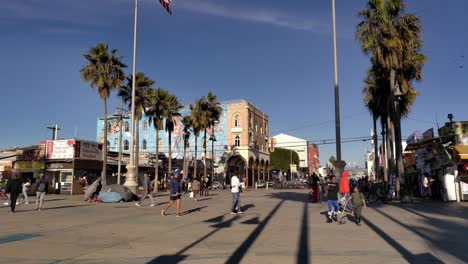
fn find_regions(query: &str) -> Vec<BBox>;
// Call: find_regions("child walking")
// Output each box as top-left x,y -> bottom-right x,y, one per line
348,186 -> 367,226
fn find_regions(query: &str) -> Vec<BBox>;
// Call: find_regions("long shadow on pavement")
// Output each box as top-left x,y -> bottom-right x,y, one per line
362,216 -> 443,263
297,196 -> 309,264
40,204 -> 91,211
147,214 -> 241,263
374,206 -> 466,263
181,206 -> 207,216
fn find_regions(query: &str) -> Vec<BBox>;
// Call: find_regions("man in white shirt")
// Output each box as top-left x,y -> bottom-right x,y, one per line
230,170 -> 244,214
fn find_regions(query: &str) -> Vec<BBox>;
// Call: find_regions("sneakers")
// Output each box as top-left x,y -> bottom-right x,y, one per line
230,211 -> 236,215
176,214 -> 182,218
150,204 -> 155,207
237,211 -> 245,214
161,209 -> 166,216
25,202 -> 29,205
135,203 -> 141,207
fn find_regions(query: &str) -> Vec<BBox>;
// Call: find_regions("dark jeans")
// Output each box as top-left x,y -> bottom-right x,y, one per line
353,205 -> 363,218
10,193 -> 19,212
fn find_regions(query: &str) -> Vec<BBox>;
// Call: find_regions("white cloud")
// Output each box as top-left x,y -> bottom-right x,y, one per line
175,0 -> 326,33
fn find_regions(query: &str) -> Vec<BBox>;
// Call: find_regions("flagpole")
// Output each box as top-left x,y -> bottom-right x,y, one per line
124,0 -> 139,194
332,0 -> 345,180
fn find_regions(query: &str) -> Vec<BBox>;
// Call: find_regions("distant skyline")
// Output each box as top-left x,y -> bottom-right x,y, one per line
1,0 -> 468,167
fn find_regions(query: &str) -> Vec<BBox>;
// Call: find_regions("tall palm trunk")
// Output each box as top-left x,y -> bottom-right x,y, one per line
154,129 -> 160,193
203,129 -> 207,183
386,115 -> 395,192
168,130 -> 172,177
102,98 -> 108,186
183,137 -> 188,181
373,113 -> 379,181
381,117 -> 388,183
194,136 -> 198,179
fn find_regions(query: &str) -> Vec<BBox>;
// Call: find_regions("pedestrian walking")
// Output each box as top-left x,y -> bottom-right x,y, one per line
135,173 -> 155,207
21,179 -> 31,204
325,175 -> 339,223
6,172 -> 22,213
230,170 -> 244,214
339,171 -> 352,212
348,186 -> 367,226
191,178 -> 200,201
35,174 -> 49,211
161,172 -> 182,217
311,173 -> 320,203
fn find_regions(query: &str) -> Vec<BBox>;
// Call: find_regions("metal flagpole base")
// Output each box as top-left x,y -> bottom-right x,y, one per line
333,160 -> 346,182
124,164 -> 138,194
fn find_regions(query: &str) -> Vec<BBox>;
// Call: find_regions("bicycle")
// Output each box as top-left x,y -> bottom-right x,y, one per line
365,182 -> 393,204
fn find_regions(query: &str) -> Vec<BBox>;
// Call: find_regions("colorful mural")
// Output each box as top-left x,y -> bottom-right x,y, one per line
97,104 -> 229,163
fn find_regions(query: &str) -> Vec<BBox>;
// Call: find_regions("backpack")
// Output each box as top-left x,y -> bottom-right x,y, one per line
38,181 -> 46,192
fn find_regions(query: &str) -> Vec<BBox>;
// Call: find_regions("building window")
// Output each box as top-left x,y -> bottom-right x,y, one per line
235,135 -> 240,147
234,114 -> 240,127
124,121 -> 130,132
142,121 -> 148,132
107,123 -> 111,134
124,140 -> 129,150
142,139 -> 147,150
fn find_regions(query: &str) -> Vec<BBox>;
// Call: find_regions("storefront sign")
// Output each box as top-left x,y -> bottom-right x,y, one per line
46,162 -> 73,170
20,147 -> 46,161
75,140 -> 102,160
14,161 -> 45,170
46,140 -> 75,159
454,122 -> 468,146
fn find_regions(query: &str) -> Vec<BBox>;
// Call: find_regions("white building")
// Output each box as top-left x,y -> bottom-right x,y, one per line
272,133 -> 309,173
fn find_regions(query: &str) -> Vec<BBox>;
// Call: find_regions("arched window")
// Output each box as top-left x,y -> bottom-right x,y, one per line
142,139 -> 147,150
142,121 -> 148,132
124,140 -> 129,150
234,114 -> 240,127
235,135 -> 240,147
124,121 -> 130,132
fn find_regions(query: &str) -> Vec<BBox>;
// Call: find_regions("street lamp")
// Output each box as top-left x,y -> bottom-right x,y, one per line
393,81 -> 410,202
124,0 -> 139,194
113,104 -> 129,185
331,0 -> 346,180
209,134 -> 217,181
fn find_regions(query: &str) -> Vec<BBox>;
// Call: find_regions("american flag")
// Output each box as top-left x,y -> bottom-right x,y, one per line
159,0 -> 172,15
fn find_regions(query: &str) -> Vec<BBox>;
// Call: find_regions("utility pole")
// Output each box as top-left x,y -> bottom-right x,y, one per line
331,0 -> 346,180
47,124 -> 60,140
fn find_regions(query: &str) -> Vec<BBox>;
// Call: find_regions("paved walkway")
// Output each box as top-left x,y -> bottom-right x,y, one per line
0,189 -> 467,264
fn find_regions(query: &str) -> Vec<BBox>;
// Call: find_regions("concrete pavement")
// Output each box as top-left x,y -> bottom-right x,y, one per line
0,189 -> 467,264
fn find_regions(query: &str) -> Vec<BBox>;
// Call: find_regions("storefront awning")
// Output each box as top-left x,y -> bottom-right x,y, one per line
454,145 -> 468,160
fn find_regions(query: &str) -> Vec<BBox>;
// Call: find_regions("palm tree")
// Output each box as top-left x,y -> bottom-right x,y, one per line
205,92 -> 222,180
164,94 -> 183,177
146,88 -> 170,192
189,101 -> 203,181
80,42 -> 126,186
181,115 -> 193,181
118,72 -> 154,181
356,0 -> 425,196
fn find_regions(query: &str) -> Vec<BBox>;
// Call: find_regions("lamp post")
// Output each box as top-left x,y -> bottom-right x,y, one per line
331,0 -> 346,180
124,0 -> 139,194
210,134 -> 217,182
393,81 -> 410,202
113,103 -> 128,185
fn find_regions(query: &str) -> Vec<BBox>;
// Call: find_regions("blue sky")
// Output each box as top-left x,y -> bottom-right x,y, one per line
1,0 -> 467,167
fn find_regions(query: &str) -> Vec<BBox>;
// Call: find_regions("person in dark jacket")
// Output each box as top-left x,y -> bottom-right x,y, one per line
161,173 -> 181,217
135,173 -> 155,207
6,172 -> 23,213
35,174 -> 49,211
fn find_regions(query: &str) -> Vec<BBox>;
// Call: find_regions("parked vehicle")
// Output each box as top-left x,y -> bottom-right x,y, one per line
257,180 -> 266,188
211,181 -> 223,190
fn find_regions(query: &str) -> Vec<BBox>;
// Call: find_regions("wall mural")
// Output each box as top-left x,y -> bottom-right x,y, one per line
97,104 -> 229,166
